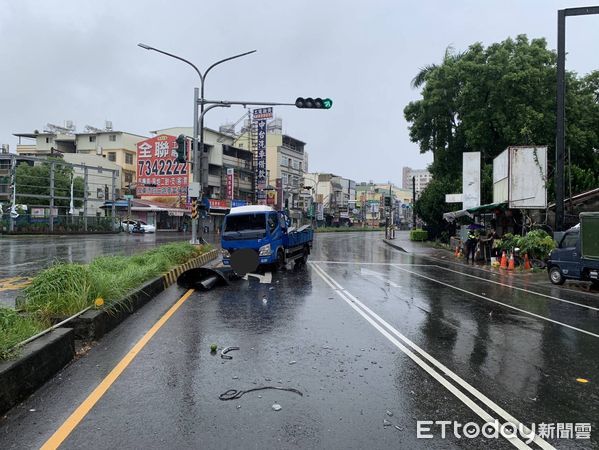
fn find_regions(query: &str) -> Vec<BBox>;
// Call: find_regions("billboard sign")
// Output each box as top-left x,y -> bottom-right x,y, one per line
136,134 -> 189,196
253,107 -> 273,120
226,168 -> 234,200
462,152 -> 481,209
493,149 -> 509,204
509,146 -> 547,209
316,203 -> 324,220
256,119 -> 267,204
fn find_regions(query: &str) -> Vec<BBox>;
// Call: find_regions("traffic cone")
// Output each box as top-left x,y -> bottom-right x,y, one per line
524,253 -> 531,270
500,251 -> 507,269
508,252 -> 515,271
455,246 -> 459,257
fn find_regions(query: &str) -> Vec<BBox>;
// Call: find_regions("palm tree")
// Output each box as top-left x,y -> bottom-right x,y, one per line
411,45 -> 466,89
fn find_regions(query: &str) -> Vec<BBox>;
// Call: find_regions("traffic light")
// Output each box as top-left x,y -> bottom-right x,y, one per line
295,97 -> 333,109
176,134 -> 186,163
384,196 -> 391,207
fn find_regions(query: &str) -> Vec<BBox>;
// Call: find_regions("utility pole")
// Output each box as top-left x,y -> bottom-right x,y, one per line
83,167 -> 88,231
49,162 -> 55,233
556,6 -> 599,231
412,176 -> 417,230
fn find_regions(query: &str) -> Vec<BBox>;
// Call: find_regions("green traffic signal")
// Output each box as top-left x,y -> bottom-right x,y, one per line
295,97 -> 333,109
175,134 -> 186,163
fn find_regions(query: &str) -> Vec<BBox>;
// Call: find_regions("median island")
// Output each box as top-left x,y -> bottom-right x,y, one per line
1,242 -> 212,360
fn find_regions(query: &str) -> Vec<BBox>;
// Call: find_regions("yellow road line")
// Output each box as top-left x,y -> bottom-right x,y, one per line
40,288 -> 196,450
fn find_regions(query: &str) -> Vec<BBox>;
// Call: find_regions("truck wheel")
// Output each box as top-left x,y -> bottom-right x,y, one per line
549,266 -> 566,285
295,247 -> 309,268
275,249 -> 285,271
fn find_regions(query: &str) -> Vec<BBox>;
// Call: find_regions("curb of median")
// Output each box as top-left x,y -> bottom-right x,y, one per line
0,248 -> 218,416
0,328 -> 74,416
383,239 -> 408,252
64,248 -> 219,341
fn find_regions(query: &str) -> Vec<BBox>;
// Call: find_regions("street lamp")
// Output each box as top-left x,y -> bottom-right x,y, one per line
138,43 -> 256,244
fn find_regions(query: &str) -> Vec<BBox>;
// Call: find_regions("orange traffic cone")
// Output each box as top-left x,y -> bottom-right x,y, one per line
500,251 -> 507,269
524,253 -> 531,270
455,246 -> 459,257
508,252 -> 515,271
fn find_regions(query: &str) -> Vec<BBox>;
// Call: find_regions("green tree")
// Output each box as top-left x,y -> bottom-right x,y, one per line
405,35 -> 599,233
15,160 -> 85,209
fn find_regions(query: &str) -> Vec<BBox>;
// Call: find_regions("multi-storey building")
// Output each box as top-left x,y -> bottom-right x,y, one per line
150,127 -> 255,231
234,119 -> 307,223
402,166 -> 432,197
13,124 -> 146,194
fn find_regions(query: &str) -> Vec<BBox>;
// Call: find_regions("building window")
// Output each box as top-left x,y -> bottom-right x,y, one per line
45,137 -> 50,143
108,152 -> 116,162
124,172 -> 133,183
288,158 -> 292,167
109,134 -> 116,142
89,136 -> 96,142
282,173 -> 288,185
125,153 -> 133,165
299,162 -> 302,172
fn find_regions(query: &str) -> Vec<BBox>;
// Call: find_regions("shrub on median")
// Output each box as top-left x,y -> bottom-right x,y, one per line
22,243 -> 211,320
410,228 -> 428,241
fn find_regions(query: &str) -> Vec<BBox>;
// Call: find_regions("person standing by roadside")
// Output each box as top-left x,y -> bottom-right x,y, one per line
465,229 -> 478,264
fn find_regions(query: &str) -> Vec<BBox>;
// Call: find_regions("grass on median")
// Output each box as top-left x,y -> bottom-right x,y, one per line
0,307 -> 48,360
22,242 -> 212,320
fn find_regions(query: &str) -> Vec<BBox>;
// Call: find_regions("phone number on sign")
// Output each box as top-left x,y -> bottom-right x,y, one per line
137,159 -> 188,177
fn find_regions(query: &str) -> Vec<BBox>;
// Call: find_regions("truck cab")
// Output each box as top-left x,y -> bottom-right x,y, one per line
548,213 -> 599,286
221,205 -> 313,270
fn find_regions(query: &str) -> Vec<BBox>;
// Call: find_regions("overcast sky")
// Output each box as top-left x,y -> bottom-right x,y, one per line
1,0 -> 598,186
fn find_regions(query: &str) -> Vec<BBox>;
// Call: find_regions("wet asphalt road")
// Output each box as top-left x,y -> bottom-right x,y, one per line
1,232 -> 599,449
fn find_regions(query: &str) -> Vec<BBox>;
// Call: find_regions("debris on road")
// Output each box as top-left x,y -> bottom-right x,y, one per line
219,386 -> 303,401
221,346 -> 240,359
386,410 -> 393,417
272,403 -> 282,411
289,360 -> 297,365
210,344 -> 218,353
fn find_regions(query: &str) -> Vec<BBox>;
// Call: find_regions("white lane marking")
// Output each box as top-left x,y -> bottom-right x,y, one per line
310,260 -> 430,266
310,263 -> 548,450
360,268 -> 400,287
428,264 -> 599,312
312,260 -> 599,313
391,264 -> 599,339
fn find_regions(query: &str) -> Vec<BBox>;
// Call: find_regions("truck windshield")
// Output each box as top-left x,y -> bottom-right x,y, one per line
223,213 -> 266,240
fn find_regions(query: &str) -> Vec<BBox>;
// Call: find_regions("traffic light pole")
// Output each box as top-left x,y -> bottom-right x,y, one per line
555,6 -> 599,231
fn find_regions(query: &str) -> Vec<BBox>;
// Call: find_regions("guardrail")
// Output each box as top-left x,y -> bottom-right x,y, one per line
0,213 -> 120,234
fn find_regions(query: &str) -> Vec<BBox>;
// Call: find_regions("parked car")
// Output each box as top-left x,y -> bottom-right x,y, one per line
120,220 -> 156,233
547,213 -> 599,286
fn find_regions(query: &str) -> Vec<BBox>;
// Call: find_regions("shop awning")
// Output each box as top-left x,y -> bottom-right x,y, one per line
443,202 -> 508,222
442,209 -> 473,222
466,202 -> 508,214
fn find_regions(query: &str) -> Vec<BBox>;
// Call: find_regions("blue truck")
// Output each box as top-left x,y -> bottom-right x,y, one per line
547,212 -> 599,286
221,205 -> 313,270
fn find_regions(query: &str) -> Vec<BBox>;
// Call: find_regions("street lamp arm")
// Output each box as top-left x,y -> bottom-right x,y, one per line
202,50 -> 257,98
137,43 -> 203,82
203,50 -> 257,83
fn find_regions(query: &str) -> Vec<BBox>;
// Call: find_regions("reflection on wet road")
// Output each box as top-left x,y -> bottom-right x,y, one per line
1,232 -> 597,449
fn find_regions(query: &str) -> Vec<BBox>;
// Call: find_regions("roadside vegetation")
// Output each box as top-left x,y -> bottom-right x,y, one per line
23,243 -> 211,319
0,307 -> 47,360
1,243 -> 211,361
